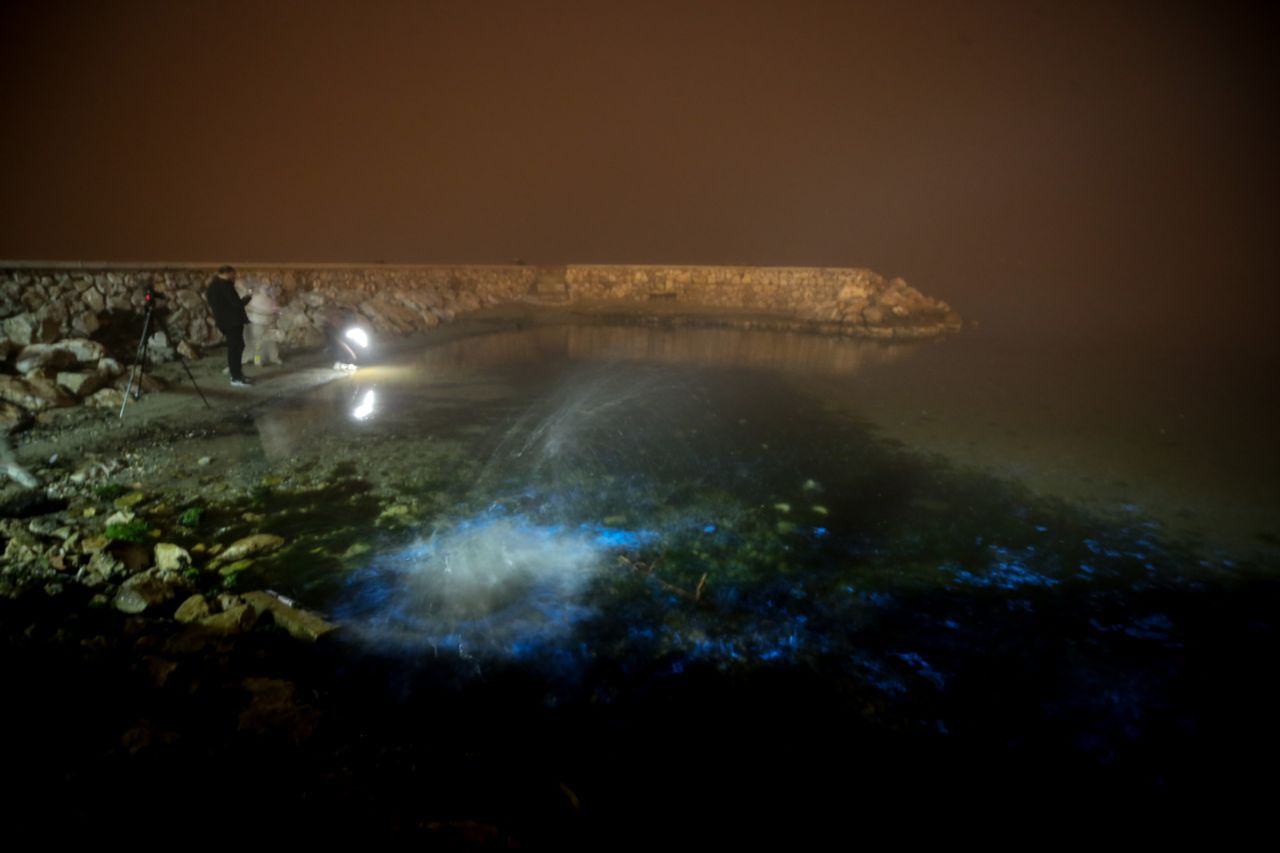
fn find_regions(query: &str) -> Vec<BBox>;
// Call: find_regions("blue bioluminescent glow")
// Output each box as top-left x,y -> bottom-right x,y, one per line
335,510 -> 658,665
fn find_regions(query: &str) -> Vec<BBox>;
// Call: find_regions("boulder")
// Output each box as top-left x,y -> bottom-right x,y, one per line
56,371 -> 110,397
0,375 -> 77,410
112,569 -> 192,614
14,345 -> 78,374
2,313 -> 49,346
200,602 -> 260,634
175,594 -> 211,623
72,339 -> 109,361
86,388 -> 125,409
213,533 -> 285,566
154,542 -> 192,572
77,549 -> 128,586
241,590 -> 337,642
2,525 -> 43,564
1,400 -> 32,434
70,310 -> 101,336
145,331 -> 175,362
361,297 -> 424,334
82,287 -> 106,313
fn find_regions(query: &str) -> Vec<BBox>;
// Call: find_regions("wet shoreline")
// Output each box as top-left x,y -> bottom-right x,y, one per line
3,308 -> 1277,843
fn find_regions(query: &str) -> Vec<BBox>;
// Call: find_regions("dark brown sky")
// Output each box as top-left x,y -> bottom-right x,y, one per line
2,0 -> 1277,335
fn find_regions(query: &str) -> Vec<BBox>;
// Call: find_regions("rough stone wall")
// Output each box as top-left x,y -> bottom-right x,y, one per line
0,264 -> 535,354
0,262 -> 959,431
564,264 -> 959,332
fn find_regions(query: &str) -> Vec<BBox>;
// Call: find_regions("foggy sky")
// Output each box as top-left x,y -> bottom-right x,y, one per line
2,1 -> 1277,336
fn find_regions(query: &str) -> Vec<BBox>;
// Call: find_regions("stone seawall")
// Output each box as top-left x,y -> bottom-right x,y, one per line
0,262 -> 960,431
563,264 -> 959,334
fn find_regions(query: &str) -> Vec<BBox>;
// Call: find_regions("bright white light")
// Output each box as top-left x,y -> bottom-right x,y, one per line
345,327 -> 370,348
352,389 -> 376,420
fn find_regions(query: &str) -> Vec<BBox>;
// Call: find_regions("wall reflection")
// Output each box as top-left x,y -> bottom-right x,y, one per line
430,324 -> 919,376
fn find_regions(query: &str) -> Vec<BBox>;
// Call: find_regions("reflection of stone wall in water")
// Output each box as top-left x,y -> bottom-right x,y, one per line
432,325 -> 915,376
562,326 -> 915,375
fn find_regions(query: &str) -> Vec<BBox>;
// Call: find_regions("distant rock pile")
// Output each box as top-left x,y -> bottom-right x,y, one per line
563,264 -> 962,338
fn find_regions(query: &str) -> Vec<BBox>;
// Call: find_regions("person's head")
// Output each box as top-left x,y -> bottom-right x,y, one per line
217,265 -> 236,280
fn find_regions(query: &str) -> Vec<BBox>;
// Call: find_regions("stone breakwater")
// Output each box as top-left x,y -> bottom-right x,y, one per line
562,264 -> 960,336
0,262 -> 960,430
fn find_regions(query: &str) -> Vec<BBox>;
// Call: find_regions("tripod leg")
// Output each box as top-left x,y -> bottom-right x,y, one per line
178,353 -> 212,409
119,305 -> 153,418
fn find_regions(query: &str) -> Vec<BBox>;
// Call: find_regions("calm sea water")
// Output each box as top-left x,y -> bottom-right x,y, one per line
225,320 -> 1278,823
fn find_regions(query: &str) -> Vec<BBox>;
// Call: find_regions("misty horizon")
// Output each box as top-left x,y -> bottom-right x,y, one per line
2,1 -> 1277,339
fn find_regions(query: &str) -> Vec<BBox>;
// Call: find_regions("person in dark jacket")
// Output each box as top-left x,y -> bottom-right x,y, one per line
204,265 -> 254,386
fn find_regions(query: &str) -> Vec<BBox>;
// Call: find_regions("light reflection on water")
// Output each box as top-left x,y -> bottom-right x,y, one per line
227,320 -> 1279,812
283,324 -> 1253,742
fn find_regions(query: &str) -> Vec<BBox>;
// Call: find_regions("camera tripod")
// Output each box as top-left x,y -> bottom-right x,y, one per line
119,289 -> 210,417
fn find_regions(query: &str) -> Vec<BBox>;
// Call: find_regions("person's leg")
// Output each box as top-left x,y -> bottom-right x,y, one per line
266,325 -> 281,364
243,323 -> 256,364
225,325 -> 247,380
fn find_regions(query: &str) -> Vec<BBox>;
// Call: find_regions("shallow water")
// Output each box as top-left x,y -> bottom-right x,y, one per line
199,321 -> 1279,821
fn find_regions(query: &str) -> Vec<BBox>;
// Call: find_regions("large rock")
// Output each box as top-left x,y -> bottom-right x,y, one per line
1,400 -> 32,434
361,297 -> 427,334
154,542 -> 192,572
200,602 -> 261,634
62,338 -> 109,362
3,313 -> 59,346
82,287 -> 106,313
70,310 -> 101,336
174,593 -> 211,623
56,371 -> 111,398
86,387 -> 126,409
14,345 -> 78,374
112,569 -> 192,614
77,549 -> 128,587
145,331 -> 175,362
241,590 -> 337,642
213,533 -> 285,566
0,375 -> 77,411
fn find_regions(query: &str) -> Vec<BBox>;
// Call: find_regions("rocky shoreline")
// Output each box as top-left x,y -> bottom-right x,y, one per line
0,341 -> 545,843
0,286 -> 964,844
1,262 -> 960,432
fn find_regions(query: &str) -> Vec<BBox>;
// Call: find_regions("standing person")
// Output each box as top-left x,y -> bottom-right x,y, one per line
244,282 -> 282,367
204,265 -> 254,387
